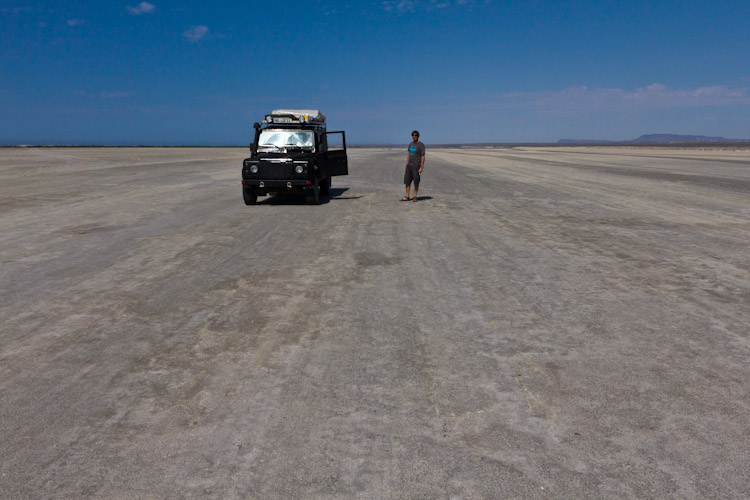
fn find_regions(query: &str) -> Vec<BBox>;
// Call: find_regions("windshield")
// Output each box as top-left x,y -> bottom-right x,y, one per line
258,130 -> 314,149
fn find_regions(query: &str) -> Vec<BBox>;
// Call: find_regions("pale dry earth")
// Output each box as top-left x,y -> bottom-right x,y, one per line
1,146 -> 749,499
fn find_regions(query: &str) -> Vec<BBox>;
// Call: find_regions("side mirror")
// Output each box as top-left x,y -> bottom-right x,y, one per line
253,122 -> 261,130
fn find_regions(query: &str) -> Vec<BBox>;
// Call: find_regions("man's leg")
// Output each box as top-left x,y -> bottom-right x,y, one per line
412,184 -> 419,201
402,168 -> 413,200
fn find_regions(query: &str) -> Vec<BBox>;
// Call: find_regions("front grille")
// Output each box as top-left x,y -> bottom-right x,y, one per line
258,163 -> 296,180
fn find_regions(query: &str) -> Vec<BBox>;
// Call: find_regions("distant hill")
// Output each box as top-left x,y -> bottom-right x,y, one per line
558,134 -> 741,144
633,134 -> 729,143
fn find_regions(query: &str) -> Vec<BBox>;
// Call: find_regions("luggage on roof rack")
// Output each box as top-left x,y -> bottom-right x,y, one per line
268,109 -> 326,124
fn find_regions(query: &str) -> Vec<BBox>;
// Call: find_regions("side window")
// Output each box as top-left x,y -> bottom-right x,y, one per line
326,131 -> 346,152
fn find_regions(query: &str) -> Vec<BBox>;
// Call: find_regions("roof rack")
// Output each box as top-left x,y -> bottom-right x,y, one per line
264,109 -> 326,125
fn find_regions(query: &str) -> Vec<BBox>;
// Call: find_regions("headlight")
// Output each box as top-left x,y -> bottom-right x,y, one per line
265,115 -> 273,123
295,165 -> 304,174
250,165 -> 259,173
299,116 -> 306,123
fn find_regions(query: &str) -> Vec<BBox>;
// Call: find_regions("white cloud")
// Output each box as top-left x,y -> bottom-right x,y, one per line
66,19 -> 84,27
503,84 -> 750,111
382,1 -> 416,12
183,25 -> 209,42
126,2 -> 155,15
2,6 -> 33,14
100,91 -> 133,99
384,0 -> 483,12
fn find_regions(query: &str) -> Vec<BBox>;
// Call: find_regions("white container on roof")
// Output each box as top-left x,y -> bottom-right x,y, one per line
270,109 -> 326,124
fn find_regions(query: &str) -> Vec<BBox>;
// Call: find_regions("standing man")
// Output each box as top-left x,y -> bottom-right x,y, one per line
402,130 -> 425,202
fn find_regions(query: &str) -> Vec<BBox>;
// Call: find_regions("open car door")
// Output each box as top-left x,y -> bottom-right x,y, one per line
324,130 -> 348,177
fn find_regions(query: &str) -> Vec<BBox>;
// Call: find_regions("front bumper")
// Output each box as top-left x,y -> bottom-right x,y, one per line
243,179 -> 311,188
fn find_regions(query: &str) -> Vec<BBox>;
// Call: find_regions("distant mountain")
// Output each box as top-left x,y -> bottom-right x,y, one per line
632,134 -> 729,143
558,134 -> 740,144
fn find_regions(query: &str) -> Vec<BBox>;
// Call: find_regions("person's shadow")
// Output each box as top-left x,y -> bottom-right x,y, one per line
412,196 -> 433,202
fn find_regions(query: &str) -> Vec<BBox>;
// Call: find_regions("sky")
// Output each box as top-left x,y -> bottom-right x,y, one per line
1,0 -> 749,145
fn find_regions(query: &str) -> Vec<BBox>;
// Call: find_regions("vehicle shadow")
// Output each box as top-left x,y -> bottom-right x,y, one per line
328,188 -> 361,200
257,187 -> 360,205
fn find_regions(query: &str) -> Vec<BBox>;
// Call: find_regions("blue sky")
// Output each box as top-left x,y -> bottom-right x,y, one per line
1,0 -> 748,145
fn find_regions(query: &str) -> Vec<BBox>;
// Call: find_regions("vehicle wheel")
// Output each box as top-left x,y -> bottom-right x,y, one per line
305,180 -> 320,205
243,187 -> 257,205
320,177 -> 331,196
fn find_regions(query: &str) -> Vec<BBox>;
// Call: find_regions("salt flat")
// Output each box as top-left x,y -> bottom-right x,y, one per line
1,146 -> 749,498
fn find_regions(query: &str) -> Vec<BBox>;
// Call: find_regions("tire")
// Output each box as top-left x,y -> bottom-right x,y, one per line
305,180 -> 320,205
243,187 -> 257,205
320,177 -> 331,196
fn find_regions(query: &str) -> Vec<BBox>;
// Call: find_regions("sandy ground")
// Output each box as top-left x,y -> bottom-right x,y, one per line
1,146 -> 749,499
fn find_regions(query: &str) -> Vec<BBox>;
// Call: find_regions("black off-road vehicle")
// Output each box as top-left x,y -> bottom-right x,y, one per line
241,109 -> 348,205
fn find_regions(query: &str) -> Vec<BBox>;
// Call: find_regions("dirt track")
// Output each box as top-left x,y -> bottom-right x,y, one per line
1,146 -> 749,498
